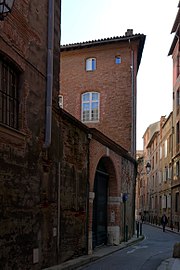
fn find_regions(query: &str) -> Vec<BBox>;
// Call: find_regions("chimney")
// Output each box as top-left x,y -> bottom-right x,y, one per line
125,29 -> 133,36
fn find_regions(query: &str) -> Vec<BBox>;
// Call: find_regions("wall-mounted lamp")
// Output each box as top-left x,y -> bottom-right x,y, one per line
0,0 -> 15,21
145,162 -> 151,174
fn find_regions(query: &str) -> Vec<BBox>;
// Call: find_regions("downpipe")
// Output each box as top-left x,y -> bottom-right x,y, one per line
44,0 -> 54,148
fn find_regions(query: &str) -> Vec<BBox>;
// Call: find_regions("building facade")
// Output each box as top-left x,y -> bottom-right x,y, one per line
0,1 -> 90,268
0,2 -> 145,269
60,30 -> 146,157
136,115 -> 173,225
60,31 -> 146,252
136,1 -> 180,230
168,0 -> 180,230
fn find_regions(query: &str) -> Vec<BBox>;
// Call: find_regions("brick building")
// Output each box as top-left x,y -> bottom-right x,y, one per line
0,1 -> 90,268
60,31 -> 146,252
60,30 -> 146,157
0,2 -> 145,269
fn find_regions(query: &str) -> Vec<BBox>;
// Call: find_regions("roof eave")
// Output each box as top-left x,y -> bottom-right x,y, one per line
60,34 -> 145,51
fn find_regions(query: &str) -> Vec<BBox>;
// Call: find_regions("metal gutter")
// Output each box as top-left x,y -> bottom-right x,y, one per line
44,0 -> 54,148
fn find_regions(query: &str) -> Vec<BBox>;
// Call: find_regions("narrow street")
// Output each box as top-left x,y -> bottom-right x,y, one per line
77,224 -> 180,270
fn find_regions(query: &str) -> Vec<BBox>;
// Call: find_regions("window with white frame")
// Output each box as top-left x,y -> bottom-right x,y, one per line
168,165 -> 172,180
86,58 -> 96,71
167,194 -> 171,208
164,139 -> 167,157
162,195 -> 167,209
81,92 -> 100,122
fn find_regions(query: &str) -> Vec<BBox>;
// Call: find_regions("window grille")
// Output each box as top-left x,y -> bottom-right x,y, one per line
0,56 -> 19,129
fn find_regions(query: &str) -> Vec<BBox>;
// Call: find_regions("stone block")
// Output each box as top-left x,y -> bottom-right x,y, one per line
173,242 -> 180,258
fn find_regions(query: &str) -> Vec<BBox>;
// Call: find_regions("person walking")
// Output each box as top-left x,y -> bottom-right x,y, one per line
161,213 -> 168,232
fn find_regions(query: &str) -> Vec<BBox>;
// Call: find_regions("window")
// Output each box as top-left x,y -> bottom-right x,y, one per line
164,139 -> 167,157
156,151 -> 158,164
168,166 -> 172,180
169,134 -> 172,154
81,92 -> 99,122
176,161 -> 180,177
164,166 -> 168,181
0,55 -> 19,129
152,156 -> 154,169
167,194 -> 171,208
86,58 -> 96,71
177,89 -> 180,115
176,54 -> 180,79
162,195 -> 167,209
115,56 -> 121,64
175,192 -> 179,212
177,121 -> 180,148
159,171 -> 162,184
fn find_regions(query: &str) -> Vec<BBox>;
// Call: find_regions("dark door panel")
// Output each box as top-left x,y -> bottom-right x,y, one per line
92,170 -> 108,248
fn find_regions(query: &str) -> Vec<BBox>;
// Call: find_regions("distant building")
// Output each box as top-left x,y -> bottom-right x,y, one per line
136,1 -> 180,230
168,0 -> 180,229
136,115 -> 173,225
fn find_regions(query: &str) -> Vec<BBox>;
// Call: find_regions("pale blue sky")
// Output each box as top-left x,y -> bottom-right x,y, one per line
61,0 -> 178,150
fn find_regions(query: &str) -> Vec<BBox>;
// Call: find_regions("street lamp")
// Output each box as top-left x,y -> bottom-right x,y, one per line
145,162 -> 151,174
0,0 -> 15,20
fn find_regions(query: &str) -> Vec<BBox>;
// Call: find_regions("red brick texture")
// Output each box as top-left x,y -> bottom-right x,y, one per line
60,41 -> 140,153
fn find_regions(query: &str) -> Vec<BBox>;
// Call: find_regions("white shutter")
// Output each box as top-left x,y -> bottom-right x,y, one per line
58,95 -> 63,108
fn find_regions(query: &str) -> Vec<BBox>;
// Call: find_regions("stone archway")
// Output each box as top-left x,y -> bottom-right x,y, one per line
92,156 -> 117,249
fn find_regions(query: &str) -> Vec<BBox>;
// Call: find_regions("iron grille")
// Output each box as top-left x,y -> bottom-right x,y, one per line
0,56 -> 19,129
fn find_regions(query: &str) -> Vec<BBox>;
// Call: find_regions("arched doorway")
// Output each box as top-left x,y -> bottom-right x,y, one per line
92,158 -> 109,248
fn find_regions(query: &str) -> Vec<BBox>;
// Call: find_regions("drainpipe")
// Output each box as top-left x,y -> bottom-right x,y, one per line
129,40 -> 136,234
57,161 -> 61,262
132,49 -> 136,157
44,0 -> 54,148
129,39 -> 135,157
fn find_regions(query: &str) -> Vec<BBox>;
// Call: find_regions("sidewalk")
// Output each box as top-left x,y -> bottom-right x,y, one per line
43,234 -> 144,270
157,258 -> 180,270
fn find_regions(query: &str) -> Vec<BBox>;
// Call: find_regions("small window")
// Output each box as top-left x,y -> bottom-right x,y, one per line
81,92 -> 99,122
115,56 -> 121,64
86,58 -> 96,71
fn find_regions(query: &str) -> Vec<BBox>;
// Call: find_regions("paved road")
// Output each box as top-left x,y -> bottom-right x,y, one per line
77,224 -> 180,270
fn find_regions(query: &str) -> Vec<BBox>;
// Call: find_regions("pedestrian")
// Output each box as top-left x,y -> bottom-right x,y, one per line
161,213 -> 168,232
141,215 -> 144,223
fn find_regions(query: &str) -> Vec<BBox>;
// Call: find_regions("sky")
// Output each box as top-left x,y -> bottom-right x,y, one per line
61,0 -> 178,150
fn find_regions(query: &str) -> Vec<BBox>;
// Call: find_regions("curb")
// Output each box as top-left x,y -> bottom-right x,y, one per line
43,235 -> 144,270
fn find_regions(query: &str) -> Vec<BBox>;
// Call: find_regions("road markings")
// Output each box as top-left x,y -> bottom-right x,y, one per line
127,245 -> 148,254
